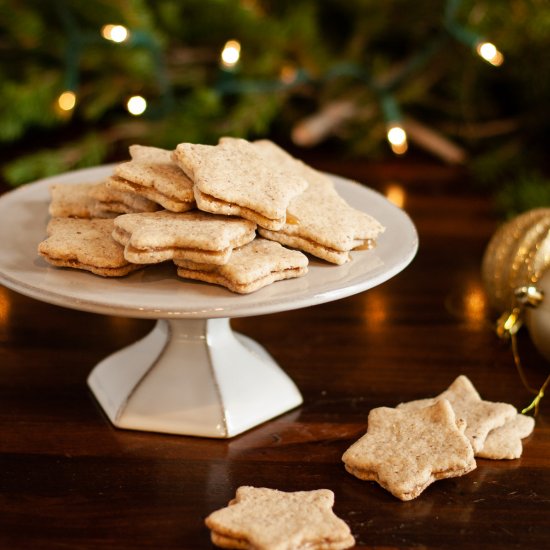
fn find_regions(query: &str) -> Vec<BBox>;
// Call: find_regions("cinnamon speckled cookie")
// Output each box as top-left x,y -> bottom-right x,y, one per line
128,144 -> 174,164
38,218 -> 141,277
253,140 -> 385,264
477,413 -> 535,460
205,486 -> 355,550
87,180 -> 160,217
397,375 -> 517,454
173,137 -> 308,230
48,182 -> 104,218
342,399 -> 476,501
112,210 -> 257,265
175,238 -> 308,294
111,145 -> 195,212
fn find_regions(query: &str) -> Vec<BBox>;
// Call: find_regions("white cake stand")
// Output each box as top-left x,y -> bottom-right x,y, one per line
0,165 -> 418,438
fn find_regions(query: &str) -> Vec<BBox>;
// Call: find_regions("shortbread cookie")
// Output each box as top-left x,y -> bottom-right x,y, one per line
48,182 -> 104,218
255,140 -> 385,264
173,137 -> 308,230
112,210 -> 257,265
205,486 -> 355,550
38,218 -> 141,277
87,180 -> 159,217
175,238 -> 308,294
477,413 -> 535,460
128,144 -> 174,164
111,146 -> 195,212
342,399 -> 476,501
106,175 -> 192,213
397,375 -> 517,454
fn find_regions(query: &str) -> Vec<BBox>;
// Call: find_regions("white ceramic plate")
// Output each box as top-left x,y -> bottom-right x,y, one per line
0,164 -> 418,319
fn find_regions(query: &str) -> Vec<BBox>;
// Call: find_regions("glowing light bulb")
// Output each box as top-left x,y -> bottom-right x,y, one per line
220,40 -> 241,68
126,95 -> 147,116
57,90 -> 76,111
476,41 -> 504,66
101,24 -> 130,43
387,125 -> 408,155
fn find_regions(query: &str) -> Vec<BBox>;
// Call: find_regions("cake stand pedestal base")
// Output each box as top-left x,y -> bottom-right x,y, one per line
87,318 -> 303,438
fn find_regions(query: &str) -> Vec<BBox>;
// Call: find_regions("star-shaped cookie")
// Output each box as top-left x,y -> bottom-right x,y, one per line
175,238 -> 308,294
111,145 -> 195,212
205,486 -> 355,550
173,138 -> 308,230
342,399 -> 476,501
112,210 -> 257,265
254,139 -> 385,264
48,182 -> 103,219
38,218 -> 141,277
477,413 -> 535,460
87,180 -> 160,217
397,375 -> 517,453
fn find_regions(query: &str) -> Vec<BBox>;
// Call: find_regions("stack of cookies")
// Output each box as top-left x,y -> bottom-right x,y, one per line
342,375 -> 535,501
38,138 -> 385,294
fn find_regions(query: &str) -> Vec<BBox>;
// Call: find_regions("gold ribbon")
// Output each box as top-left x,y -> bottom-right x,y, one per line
497,286 -> 549,415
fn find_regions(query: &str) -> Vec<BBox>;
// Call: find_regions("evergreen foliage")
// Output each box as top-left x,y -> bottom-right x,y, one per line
1,0 -> 548,212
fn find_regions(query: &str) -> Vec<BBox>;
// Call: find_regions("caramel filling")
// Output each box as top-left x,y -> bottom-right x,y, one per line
127,243 -> 228,258
353,238 -> 376,251
285,212 -> 300,225
197,191 -> 282,225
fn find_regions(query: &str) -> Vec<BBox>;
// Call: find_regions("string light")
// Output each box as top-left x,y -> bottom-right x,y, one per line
476,41 -> 504,66
386,124 -> 408,155
444,13 -> 504,68
380,95 -> 408,155
101,24 -> 130,43
220,40 -> 241,68
57,90 -> 77,111
126,95 -> 147,115
53,0 -> 503,162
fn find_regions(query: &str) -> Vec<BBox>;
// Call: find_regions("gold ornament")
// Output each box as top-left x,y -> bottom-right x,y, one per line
482,208 -> 550,312
481,208 -> 550,414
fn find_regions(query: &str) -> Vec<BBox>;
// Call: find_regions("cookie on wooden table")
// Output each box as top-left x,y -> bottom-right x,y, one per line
172,137 -> 308,231
175,238 -> 308,294
397,375 -> 517,454
342,399 -> 476,501
38,218 -> 141,277
112,210 -> 257,265
205,486 -> 355,550
477,413 -> 535,460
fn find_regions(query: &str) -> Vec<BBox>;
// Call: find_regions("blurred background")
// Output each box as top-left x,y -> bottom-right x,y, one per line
1,0 -> 548,215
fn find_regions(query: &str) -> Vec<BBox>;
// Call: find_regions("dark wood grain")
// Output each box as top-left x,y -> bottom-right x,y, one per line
0,158 -> 548,549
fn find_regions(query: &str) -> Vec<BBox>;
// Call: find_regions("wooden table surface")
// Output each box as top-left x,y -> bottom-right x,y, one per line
0,156 -> 548,549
